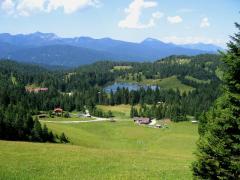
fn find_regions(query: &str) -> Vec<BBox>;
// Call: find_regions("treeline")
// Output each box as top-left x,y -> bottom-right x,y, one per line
130,104 -> 187,122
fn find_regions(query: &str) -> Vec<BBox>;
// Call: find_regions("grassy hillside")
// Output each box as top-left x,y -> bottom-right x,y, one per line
185,75 -> 210,84
158,76 -> 194,93
117,75 -> 194,93
112,65 -> 132,71
97,104 -> 138,119
0,121 -> 198,180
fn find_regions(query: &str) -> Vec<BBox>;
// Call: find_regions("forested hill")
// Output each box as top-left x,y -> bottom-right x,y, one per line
0,54 -> 222,141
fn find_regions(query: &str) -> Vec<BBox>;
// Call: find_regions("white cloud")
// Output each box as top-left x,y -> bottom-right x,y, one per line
47,0 -> 100,14
0,0 -> 100,16
16,0 -> 46,16
1,0 -> 15,15
200,17 -> 210,28
118,0 -> 162,29
167,15 -> 183,24
162,36 -> 225,46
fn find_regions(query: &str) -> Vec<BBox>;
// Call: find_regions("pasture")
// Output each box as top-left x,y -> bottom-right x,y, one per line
117,74 -> 194,94
0,118 -> 198,179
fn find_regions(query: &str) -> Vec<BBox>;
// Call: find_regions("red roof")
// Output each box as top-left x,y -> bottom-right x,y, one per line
54,108 -> 63,112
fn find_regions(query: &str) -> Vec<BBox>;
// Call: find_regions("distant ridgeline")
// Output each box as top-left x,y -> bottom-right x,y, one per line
0,32 -> 222,67
0,54 -> 222,141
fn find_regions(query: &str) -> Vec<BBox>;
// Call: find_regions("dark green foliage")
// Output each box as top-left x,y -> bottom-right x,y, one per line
130,106 -> 138,118
107,110 -> 113,118
32,118 -> 43,142
63,112 -> 70,118
192,23 -> 240,179
59,133 -> 69,143
89,107 -> 114,118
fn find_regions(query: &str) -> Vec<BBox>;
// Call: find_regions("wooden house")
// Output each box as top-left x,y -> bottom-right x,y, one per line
54,108 -> 63,114
133,117 -> 151,125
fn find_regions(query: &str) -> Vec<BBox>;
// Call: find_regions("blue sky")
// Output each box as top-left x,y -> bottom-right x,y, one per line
0,0 -> 239,47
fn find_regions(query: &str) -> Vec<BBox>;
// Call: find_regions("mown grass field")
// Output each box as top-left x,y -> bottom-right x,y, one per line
0,104 -> 198,180
97,104 -> 140,119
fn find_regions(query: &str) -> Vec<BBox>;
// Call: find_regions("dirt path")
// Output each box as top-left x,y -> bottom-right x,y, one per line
40,117 -> 113,124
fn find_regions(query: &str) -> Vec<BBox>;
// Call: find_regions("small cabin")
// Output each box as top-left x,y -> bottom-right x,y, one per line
54,108 -> 63,114
26,87 -> 48,93
133,117 -> 151,125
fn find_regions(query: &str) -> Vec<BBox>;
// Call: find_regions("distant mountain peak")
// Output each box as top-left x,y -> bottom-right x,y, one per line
30,32 -> 59,40
0,32 -> 220,67
143,38 -> 160,42
180,43 -> 223,52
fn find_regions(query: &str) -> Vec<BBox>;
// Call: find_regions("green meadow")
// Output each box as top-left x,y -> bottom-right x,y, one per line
157,76 -> 194,93
185,75 -> 210,84
0,114 -> 198,180
117,74 -> 194,94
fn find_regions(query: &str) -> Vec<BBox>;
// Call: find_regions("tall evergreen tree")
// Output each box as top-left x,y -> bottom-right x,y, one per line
192,23 -> 240,179
31,117 -> 43,142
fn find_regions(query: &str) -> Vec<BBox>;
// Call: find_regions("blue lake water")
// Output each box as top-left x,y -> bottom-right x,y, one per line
104,82 -> 158,93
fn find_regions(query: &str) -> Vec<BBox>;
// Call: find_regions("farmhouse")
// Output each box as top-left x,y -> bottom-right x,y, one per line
26,87 -> 48,93
133,117 -> 151,125
54,108 -> 63,114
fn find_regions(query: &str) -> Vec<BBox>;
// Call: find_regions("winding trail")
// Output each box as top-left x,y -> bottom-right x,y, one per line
40,117 -> 113,124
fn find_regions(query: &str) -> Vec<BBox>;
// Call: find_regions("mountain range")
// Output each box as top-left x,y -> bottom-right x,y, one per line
0,32 -> 223,67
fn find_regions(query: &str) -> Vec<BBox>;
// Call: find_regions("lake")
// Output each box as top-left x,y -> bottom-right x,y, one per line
104,82 -> 158,93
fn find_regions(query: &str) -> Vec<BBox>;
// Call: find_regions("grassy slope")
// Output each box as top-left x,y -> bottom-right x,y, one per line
0,120 -> 198,180
157,76 -> 194,93
97,104 -> 139,120
117,75 -> 194,94
185,75 -> 210,84
113,66 -> 132,70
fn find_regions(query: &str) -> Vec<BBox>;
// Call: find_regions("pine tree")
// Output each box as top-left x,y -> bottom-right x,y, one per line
59,133 -> 69,143
42,124 -> 49,142
130,106 -> 134,118
48,131 -> 55,142
107,110 -> 113,118
31,117 -> 43,142
192,23 -> 240,179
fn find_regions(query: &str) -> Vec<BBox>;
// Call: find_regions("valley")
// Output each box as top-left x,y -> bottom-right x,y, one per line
0,1 -> 238,179
0,54 -> 221,179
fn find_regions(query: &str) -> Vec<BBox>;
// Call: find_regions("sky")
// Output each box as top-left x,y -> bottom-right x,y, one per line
0,0 -> 239,47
